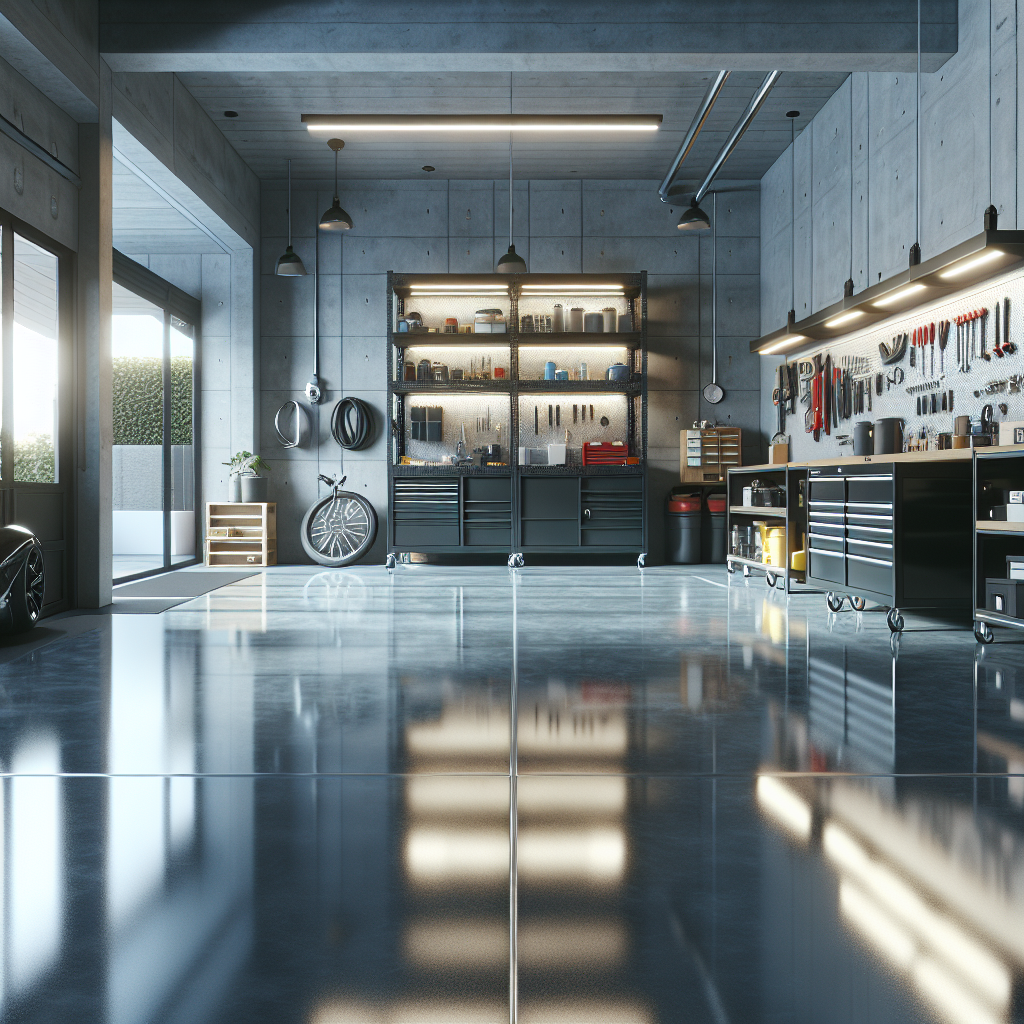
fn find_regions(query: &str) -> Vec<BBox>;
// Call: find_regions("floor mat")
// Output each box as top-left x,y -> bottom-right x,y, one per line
113,571 -> 256,598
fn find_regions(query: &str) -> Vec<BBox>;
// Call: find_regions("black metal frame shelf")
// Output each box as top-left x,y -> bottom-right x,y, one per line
386,272 -> 648,563
973,446 -> 1024,643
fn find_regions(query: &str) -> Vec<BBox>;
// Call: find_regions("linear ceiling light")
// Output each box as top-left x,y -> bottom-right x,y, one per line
939,249 -> 1003,279
824,310 -> 865,328
302,114 -> 661,133
760,335 -> 806,355
521,284 -> 623,291
872,284 -> 926,309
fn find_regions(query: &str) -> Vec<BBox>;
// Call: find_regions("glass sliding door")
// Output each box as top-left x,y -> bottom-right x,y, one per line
111,255 -> 200,583
0,216 -> 72,615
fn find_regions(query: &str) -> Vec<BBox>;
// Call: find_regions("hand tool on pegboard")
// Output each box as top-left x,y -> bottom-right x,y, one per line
1005,297 -> 1016,355
910,327 -> 917,370
824,353 -> 833,436
930,322 -> 935,376
938,319 -> 949,373
980,308 -> 990,361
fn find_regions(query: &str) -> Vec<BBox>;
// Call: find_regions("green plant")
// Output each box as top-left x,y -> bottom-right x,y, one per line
112,356 -> 193,445
223,451 -> 271,477
14,433 -> 55,483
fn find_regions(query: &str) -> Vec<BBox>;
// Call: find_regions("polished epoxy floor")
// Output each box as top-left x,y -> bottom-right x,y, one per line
1,565 -> 1022,1024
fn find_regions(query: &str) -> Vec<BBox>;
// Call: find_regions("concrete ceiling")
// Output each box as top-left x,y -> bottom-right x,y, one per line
113,157 -> 227,254
177,70 -> 849,182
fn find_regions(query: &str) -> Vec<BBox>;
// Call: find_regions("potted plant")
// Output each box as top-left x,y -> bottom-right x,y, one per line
223,451 -> 271,502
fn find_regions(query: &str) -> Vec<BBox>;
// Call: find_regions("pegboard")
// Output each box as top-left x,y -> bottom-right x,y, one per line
517,393 -> 629,451
782,262 -> 1024,460
403,392 -> 510,462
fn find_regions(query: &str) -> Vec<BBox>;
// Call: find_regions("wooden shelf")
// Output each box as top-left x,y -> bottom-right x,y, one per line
729,506 -> 786,517
976,520 -> 1024,534
206,502 -> 276,567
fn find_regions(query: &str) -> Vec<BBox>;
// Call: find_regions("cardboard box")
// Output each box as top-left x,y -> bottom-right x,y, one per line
770,443 -> 789,464
996,420 -> 1024,445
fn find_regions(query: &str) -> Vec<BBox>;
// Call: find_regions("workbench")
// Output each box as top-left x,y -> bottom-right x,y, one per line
729,450 -> 975,631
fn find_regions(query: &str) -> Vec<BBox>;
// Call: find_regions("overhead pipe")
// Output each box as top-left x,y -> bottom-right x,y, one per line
692,70 -> 781,207
658,70 -> 730,202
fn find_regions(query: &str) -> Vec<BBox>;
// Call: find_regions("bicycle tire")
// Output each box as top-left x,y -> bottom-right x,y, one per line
300,489 -> 378,566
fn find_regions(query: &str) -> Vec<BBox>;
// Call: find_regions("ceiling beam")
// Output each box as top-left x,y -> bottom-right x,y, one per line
100,0 -> 957,74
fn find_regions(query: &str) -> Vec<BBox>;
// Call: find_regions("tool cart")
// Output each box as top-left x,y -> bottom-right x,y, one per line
726,465 -> 815,594
803,452 -> 974,630
972,445 -> 1024,643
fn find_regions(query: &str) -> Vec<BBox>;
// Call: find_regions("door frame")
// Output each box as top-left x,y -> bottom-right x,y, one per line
111,250 -> 202,583
0,210 -> 75,615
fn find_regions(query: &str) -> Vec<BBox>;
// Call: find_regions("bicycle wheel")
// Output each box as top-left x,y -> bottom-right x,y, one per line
300,490 -> 378,567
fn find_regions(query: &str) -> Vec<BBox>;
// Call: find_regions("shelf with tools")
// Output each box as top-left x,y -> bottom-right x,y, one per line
973,446 -> 1024,642
386,272 -> 647,561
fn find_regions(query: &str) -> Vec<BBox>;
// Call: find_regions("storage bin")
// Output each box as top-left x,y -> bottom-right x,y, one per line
986,578 -> 1024,617
666,510 -> 701,564
709,512 -> 727,563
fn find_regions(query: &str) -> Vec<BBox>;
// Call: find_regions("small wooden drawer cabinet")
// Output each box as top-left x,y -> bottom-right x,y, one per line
205,502 -> 277,567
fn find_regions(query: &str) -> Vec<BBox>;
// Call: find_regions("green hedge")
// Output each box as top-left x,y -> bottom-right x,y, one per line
14,433 -> 55,483
112,356 -> 193,445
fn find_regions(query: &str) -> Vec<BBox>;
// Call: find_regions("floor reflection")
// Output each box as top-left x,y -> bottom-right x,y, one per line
0,566 -> 1020,1022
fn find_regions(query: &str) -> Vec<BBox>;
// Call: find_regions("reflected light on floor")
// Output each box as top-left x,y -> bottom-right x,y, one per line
310,998 -> 651,1024
824,823 -> 1011,1011
405,776 -> 509,817
755,775 -> 812,842
404,826 -> 626,886
405,776 -> 628,819
402,917 -> 627,972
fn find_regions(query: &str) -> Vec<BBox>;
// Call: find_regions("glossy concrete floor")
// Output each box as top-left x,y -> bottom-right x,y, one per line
0,565 -> 1022,1024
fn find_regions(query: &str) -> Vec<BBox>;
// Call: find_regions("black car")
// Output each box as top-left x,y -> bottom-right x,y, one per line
0,526 -> 44,633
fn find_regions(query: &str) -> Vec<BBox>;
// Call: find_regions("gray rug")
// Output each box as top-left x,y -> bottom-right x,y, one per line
113,571 -> 256,598
112,570 -> 257,613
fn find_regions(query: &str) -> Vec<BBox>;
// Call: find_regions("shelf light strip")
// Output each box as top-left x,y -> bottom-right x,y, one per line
939,249 -> 1003,279
824,310 -> 865,329
872,283 -> 926,309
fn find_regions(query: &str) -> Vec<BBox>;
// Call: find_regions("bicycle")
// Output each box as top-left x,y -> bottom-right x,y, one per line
300,475 -> 378,567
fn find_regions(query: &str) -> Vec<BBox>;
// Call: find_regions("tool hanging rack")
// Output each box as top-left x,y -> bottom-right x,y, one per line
772,262 -> 1024,461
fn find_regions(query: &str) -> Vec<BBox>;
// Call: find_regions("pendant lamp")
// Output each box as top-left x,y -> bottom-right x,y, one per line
319,138 -> 353,231
677,199 -> 711,232
275,159 -> 307,275
497,131 -> 527,272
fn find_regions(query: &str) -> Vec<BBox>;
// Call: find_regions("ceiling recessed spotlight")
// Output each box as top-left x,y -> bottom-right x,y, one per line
224,110 -> 239,118
422,165 -> 435,172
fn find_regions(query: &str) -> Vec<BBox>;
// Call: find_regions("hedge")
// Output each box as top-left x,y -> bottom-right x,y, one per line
112,356 -> 193,445
14,433 -> 55,483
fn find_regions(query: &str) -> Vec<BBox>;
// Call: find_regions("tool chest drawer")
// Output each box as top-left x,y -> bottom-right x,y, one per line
846,536 -> 893,560
808,476 -> 845,502
392,478 -> 459,547
463,476 -> 511,547
846,552 -> 892,595
808,546 -> 845,584
808,531 -> 844,552
847,475 -> 893,504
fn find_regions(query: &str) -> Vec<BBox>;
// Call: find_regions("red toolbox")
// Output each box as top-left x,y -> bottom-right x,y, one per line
582,441 -> 630,466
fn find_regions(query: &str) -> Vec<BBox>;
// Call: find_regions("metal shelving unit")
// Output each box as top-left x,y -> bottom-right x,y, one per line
386,272 -> 648,565
973,446 -> 1024,643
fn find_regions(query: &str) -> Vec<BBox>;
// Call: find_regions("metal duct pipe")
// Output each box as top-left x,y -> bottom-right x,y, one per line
693,70 -> 781,206
658,70 -> 730,202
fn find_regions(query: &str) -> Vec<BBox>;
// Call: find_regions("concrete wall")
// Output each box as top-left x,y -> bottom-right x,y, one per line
760,0 -> 1023,458
260,177 -> 762,564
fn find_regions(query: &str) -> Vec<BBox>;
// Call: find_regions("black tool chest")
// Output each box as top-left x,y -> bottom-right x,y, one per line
804,457 -> 973,629
390,470 -> 643,554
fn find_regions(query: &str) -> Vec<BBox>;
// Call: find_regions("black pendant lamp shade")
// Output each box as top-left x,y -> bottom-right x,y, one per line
496,243 -> 527,273
677,199 -> 711,232
276,159 -> 308,276
319,138 -> 353,231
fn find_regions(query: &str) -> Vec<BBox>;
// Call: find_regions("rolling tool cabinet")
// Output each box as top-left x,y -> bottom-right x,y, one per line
803,453 -> 973,630
386,272 -> 648,565
726,465 -> 815,594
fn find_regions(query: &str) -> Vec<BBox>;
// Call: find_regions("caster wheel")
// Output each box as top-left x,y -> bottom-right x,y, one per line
826,592 -> 844,613
727,562 -> 736,574
385,553 -> 397,571
850,596 -> 867,612
974,621 -> 994,644
742,565 -> 751,578
637,553 -> 647,569
766,573 -> 777,588
508,553 -> 525,569
886,607 -> 905,633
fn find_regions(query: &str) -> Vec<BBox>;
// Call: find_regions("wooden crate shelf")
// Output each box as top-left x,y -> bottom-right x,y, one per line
205,502 -> 277,567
